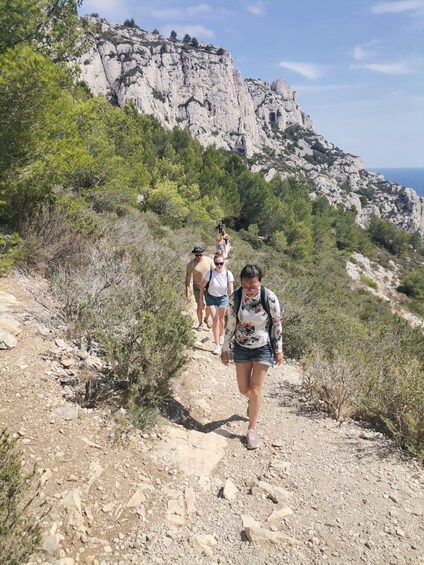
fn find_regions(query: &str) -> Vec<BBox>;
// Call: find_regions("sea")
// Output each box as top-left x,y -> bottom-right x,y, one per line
368,167 -> 424,197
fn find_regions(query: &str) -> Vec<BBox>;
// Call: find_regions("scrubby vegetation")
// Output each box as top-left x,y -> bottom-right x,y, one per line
0,429 -> 41,564
1,0 -> 423,457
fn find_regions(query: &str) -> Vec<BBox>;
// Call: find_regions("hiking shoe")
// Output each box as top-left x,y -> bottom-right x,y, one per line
205,318 -> 213,328
196,324 -> 204,331
246,429 -> 259,450
219,335 -> 224,345
212,345 -> 221,355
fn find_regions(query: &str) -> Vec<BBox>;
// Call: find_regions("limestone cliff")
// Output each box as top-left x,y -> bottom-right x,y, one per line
77,18 -> 424,235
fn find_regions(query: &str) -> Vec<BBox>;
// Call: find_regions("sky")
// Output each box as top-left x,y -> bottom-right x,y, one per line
78,0 -> 424,168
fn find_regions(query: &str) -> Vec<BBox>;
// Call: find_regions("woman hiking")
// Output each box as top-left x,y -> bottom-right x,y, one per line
221,264 -> 283,450
199,254 -> 234,355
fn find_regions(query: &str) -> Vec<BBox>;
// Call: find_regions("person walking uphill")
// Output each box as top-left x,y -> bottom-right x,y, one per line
185,247 -> 214,330
221,264 -> 283,450
199,254 -> 234,355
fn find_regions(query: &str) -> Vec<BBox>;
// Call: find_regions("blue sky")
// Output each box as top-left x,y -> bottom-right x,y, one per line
79,0 -> 424,168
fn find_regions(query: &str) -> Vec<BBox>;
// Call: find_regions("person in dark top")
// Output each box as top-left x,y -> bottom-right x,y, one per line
216,220 -> 224,236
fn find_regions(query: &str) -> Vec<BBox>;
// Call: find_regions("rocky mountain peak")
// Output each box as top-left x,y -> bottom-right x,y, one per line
78,17 -> 424,236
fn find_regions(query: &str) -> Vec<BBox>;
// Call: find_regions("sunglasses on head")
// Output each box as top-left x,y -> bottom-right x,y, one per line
215,262 -> 224,266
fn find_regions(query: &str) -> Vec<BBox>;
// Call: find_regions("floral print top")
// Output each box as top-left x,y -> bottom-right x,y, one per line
222,287 -> 283,353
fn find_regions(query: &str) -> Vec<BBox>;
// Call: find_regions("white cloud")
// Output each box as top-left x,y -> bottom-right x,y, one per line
371,0 -> 424,14
161,24 -> 215,39
350,61 -> 416,74
81,0 -> 128,19
278,60 -> 325,80
247,2 -> 266,16
351,40 -> 381,61
151,4 -> 212,19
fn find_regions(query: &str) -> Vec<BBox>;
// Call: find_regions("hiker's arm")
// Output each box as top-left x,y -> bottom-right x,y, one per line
269,291 -> 283,356
198,277 -> 208,304
227,280 -> 234,296
185,266 -> 192,299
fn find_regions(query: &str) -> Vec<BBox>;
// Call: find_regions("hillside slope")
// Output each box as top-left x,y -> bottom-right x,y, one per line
1,273 -> 423,564
77,17 -> 424,235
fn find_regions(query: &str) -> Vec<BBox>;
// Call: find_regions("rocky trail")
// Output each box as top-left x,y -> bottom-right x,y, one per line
0,272 -> 423,565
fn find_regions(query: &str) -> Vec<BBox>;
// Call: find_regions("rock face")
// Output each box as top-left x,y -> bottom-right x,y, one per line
78,18 -> 424,235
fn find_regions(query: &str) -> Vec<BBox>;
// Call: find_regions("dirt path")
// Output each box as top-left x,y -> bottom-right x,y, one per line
0,273 -> 423,565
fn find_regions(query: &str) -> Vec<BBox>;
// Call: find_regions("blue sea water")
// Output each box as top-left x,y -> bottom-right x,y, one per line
368,168 -> 424,197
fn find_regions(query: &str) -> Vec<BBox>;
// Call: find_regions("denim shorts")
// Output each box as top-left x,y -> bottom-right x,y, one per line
205,292 -> 229,308
233,341 -> 274,367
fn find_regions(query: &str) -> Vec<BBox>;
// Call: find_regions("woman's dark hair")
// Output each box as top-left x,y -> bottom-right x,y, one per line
240,264 -> 263,281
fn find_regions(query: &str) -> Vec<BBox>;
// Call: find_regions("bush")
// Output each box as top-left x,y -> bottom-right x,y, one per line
360,274 -> 378,290
0,232 -> 22,275
0,429 -> 41,564
398,266 -> 424,299
51,214 -> 194,414
303,348 -> 366,421
124,18 -> 137,28
363,358 -> 424,457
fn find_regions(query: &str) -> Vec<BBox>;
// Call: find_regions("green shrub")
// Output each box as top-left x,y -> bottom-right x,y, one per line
360,274 -> 378,290
362,358 -> 424,458
398,266 -> 424,299
0,233 -> 22,275
51,214 -> 194,412
0,429 -> 41,564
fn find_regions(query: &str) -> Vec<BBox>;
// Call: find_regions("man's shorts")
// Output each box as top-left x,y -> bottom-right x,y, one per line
193,284 -> 202,305
233,342 -> 274,367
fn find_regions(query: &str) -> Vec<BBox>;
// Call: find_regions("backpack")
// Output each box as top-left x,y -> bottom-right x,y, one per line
233,286 -> 274,352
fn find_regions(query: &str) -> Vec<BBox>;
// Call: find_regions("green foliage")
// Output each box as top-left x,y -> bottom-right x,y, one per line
269,230 -> 288,252
0,429 -> 41,564
398,266 -> 424,299
51,214 -> 194,410
0,45 -> 67,182
369,215 -> 410,256
363,357 -> 424,457
0,232 -> 22,275
124,18 -> 137,28
147,180 -> 189,226
0,0 -> 83,61
360,274 -> 378,290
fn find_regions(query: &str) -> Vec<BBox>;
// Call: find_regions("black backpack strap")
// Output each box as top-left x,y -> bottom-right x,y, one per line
205,269 -> 213,292
233,287 -> 242,322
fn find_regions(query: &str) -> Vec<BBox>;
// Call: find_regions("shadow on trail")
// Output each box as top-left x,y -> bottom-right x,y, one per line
163,397 -> 245,441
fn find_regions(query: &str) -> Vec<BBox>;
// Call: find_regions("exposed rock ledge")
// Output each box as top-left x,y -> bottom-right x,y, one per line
76,18 -> 424,236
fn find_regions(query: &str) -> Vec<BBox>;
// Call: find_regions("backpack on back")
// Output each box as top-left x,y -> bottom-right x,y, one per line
232,286 -> 274,352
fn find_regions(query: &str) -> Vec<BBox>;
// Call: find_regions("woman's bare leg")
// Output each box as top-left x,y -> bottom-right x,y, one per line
209,305 -> 218,345
236,362 -> 253,399
247,362 -> 269,430
217,306 -> 226,340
